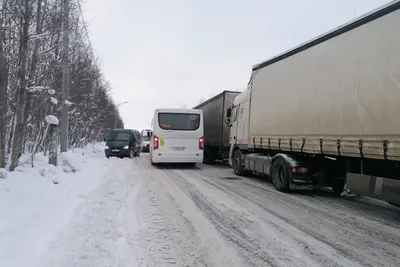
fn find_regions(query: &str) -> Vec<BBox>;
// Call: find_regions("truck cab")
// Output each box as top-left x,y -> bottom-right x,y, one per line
227,85 -> 251,166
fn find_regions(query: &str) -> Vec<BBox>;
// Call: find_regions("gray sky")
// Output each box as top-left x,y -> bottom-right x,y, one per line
83,0 -> 391,130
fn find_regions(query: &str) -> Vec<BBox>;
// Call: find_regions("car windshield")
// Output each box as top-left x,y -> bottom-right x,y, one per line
107,132 -> 130,141
158,113 -> 200,131
142,135 -> 150,141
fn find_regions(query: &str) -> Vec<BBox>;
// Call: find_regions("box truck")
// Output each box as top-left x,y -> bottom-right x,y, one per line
226,1 -> 400,206
194,90 -> 240,164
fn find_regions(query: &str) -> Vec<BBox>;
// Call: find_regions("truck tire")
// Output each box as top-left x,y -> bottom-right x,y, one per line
203,156 -> 212,164
271,158 -> 291,192
233,150 -> 245,176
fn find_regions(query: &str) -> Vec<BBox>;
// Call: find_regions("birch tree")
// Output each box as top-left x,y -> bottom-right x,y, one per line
1,0 -> 124,171
0,2 -> 8,168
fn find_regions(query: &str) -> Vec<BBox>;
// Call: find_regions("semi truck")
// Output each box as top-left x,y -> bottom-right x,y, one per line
225,0 -> 400,206
193,90 -> 240,164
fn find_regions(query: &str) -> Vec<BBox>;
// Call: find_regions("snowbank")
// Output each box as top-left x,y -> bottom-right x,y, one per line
0,168 -> 7,179
0,142 -> 107,267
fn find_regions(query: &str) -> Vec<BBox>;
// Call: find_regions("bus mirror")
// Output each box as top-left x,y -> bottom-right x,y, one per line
227,107 -> 232,118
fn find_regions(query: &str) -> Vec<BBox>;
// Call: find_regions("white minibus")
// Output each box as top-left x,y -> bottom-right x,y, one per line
148,108 -> 204,165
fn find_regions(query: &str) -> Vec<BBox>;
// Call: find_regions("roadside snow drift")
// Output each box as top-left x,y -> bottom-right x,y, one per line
0,143 -> 107,267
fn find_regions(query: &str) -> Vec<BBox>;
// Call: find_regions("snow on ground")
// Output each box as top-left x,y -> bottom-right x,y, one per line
0,143 -> 107,267
1,151 -> 400,267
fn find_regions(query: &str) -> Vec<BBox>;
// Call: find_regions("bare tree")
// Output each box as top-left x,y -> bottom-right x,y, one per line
0,0 -> 124,171
10,0 -> 32,171
0,2 -> 8,168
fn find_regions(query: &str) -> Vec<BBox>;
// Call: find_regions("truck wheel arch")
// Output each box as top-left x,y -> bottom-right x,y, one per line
271,153 -> 300,168
270,153 -> 301,189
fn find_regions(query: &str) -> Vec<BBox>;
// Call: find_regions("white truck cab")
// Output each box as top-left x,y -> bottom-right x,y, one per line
227,85 -> 251,166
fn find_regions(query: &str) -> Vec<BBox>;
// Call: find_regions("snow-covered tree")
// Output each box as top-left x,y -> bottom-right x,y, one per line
0,0 -> 123,170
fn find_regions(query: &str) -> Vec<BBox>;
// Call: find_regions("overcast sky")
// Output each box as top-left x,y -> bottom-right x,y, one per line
83,0 -> 391,130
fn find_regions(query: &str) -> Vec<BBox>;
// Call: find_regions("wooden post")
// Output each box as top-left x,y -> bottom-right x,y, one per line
45,115 -> 59,166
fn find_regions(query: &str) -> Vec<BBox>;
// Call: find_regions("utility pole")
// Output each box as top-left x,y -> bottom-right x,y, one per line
115,101 -> 128,129
60,0 -> 70,152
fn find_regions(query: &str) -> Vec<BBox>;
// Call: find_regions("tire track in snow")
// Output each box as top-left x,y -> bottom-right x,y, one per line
143,186 -> 179,265
185,170 -> 351,266
167,168 -> 322,267
239,179 -> 400,248
194,165 -> 400,266
155,164 -> 247,267
205,163 -> 399,224
135,156 -> 218,267
188,189 -> 278,267
185,169 -> 376,267
160,167 -> 275,266
133,159 -> 179,266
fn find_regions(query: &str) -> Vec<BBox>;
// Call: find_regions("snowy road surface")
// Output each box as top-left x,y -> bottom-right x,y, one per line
38,154 -> 400,267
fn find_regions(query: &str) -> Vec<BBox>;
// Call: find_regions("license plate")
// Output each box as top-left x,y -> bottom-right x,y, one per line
112,149 -> 120,152
172,147 -> 185,151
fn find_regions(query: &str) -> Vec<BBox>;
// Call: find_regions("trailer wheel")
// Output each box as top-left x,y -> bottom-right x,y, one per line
233,150 -> 244,176
271,158 -> 291,192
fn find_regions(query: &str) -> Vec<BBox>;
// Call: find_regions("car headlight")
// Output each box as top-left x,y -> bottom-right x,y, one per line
105,145 -> 109,149
123,145 -> 129,149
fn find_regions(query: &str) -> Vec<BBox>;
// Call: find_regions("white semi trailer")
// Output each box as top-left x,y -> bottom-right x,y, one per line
226,1 -> 400,206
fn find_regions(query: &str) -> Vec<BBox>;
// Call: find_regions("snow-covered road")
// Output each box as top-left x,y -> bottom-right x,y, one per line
38,154 -> 400,267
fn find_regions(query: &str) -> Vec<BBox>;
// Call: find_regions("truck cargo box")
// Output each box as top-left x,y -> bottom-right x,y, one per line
194,90 -> 240,161
248,1 -> 400,161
